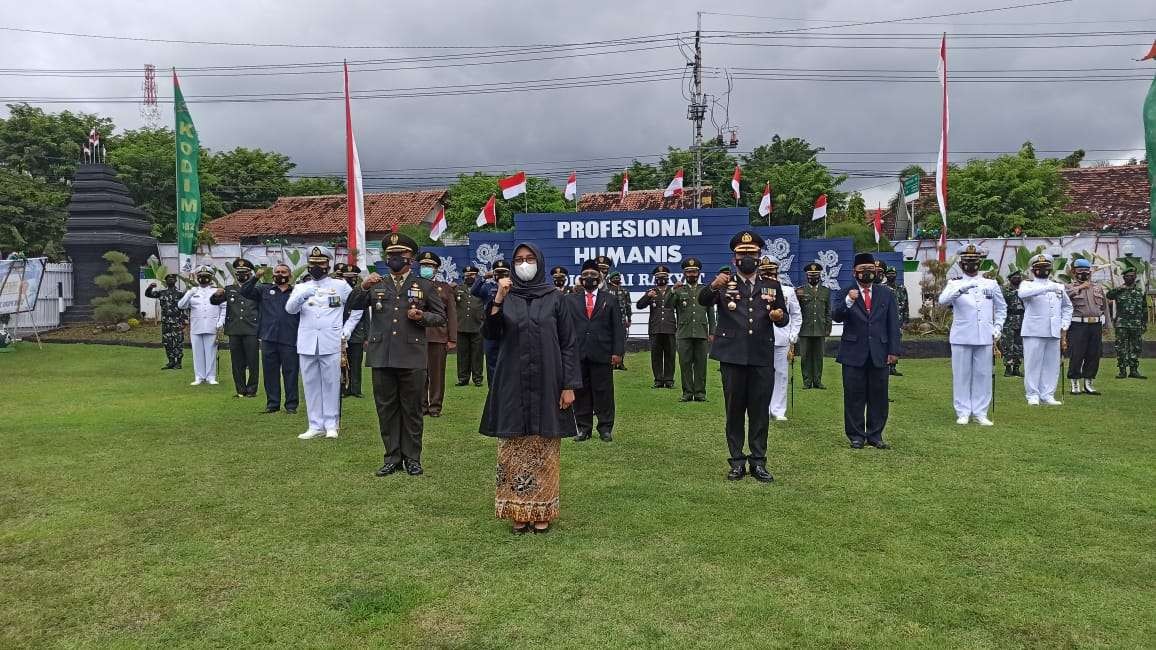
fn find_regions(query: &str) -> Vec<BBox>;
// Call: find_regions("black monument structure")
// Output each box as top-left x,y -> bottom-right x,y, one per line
61,163 -> 157,323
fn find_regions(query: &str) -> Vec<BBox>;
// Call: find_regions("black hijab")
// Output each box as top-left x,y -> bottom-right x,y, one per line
509,242 -> 555,300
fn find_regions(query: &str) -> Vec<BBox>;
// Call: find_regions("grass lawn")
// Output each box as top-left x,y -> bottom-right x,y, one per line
2,344 -> 1154,648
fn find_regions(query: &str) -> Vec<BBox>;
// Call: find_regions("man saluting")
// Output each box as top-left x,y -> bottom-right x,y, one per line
833,252 -> 901,449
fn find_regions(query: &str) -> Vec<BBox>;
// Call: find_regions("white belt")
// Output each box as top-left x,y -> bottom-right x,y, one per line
1072,316 -> 1101,324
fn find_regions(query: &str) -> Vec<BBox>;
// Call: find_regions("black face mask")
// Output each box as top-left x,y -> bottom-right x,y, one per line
345,277 -> 358,287
386,255 -> 408,273
493,270 -> 510,280
1075,272 -> 1091,282
807,274 -> 821,286
1123,275 -> 1136,286
273,274 -> 289,285
1009,277 -> 1022,287
685,273 -> 699,285
236,272 -> 252,283
164,278 -> 177,288
464,274 -> 478,285
856,270 -> 876,284
554,277 -> 567,288
197,276 -> 212,286
581,277 -> 599,290
655,277 -> 668,286
736,256 -> 759,275
308,266 -> 327,280
885,274 -> 897,285
960,261 -> 980,274
609,279 -> 620,287
1032,269 -> 1051,279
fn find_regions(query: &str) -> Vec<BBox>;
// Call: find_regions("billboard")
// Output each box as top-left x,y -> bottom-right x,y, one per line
0,257 -> 47,315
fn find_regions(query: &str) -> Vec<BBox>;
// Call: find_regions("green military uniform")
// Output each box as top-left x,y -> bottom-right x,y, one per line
340,265 -> 369,397
1107,270 -> 1147,379
637,264 -> 678,388
882,265 -> 908,376
607,270 -> 632,370
1001,271 -> 1025,376
145,275 -> 186,369
666,257 -> 715,401
211,258 -> 260,397
795,262 -> 832,389
455,265 -> 485,386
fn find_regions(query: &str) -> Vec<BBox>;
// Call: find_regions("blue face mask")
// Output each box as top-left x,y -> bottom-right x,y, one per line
419,266 -> 435,279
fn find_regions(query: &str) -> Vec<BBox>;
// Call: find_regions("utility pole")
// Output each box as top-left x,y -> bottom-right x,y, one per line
688,12 -> 706,209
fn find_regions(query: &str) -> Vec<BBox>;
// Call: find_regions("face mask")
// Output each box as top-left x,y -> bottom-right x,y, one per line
515,262 -> 537,282
197,276 -> 212,286
581,277 -> 599,290
464,274 -> 478,285
807,274 -> 821,286
609,278 -> 620,287
554,277 -> 567,288
493,270 -> 510,280
685,273 -> 699,285
1009,277 -> 1022,287
856,270 -> 876,284
308,266 -> 326,280
273,273 -> 289,285
1075,272 -> 1090,282
1032,269 -> 1050,279
1123,275 -> 1136,286
419,266 -> 435,279
386,255 -> 408,273
655,277 -> 668,286
164,278 -> 177,288
886,274 -> 896,284
736,256 -> 758,275
236,272 -> 252,283
960,261 -> 980,274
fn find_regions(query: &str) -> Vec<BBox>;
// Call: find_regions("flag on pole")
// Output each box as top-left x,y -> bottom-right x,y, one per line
873,205 -> 883,244
343,61 -> 365,267
173,70 -> 202,275
935,33 -> 950,262
812,194 -> 828,221
1139,39 -> 1156,61
564,171 -> 577,201
88,127 -> 100,149
1144,53 -> 1156,235
758,182 -> 773,218
430,205 -> 447,241
620,170 -> 629,200
663,169 -> 684,197
476,194 -> 497,227
499,171 -> 527,199
731,165 -> 742,201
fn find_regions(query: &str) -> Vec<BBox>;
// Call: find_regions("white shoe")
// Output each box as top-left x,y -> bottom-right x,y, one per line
974,416 -> 994,426
1027,397 -> 1040,406
325,429 -> 339,439
956,415 -> 970,425
190,379 -> 203,386
1084,379 -> 1099,394
298,429 -> 324,439
772,415 -> 788,422
1041,396 -> 1063,406
208,379 -> 219,385
1070,379 -> 1081,394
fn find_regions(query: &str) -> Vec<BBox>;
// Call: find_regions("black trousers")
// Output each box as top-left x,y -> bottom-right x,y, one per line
575,360 -> 615,436
261,341 -> 299,411
1066,321 -> 1102,379
719,363 -> 774,466
841,360 -> 889,444
229,334 -> 260,396
650,333 -> 676,385
457,331 -> 484,384
372,367 -> 426,463
343,342 -> 364,396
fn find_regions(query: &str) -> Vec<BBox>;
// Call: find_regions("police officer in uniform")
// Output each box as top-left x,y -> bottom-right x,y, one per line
286,247 -> 361,439
699,231 -> 789,482
348,233 -> 446,476
667,257 -> 715,402
341,265 -> 368,398
1107,266 -> 1147,379
145,273 -> 186,370
417,251 -> 457,417
178,265 -> 226,386
637,264 -> 677,388
796,262 -> 831,389
211,258 -> 261,398
551,265 -> 573,293
455,265 -> 485,386
606,270 -> 632,370
1065,258 -> 1108,395
1001,270 -> 1026,376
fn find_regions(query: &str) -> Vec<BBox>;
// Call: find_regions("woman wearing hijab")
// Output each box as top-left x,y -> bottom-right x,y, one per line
480,243 -> 581,534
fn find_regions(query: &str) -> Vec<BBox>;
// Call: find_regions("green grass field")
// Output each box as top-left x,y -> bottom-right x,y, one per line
2,344 -> 1154,648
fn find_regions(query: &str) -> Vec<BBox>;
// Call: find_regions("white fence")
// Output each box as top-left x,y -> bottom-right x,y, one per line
9,262 -> 73,333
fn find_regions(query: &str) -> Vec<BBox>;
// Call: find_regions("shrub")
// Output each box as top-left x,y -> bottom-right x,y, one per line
91,251 -> 138,324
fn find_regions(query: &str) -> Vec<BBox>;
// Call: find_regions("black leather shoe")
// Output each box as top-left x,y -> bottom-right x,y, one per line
173,364 -> 182,369
1117,370 -> 1129,379
261,407 -> 279,414
574,432 -> 591,442
350,393 -> 363,398
1130,370 -> 1147,379
161,364 -> 175,370
678,395 -> 693,402
750,465 -> 775,483
652,383 -> 663,389
403,460 -> 424,476
474,381 -> 483,387
599,432 -> 613,442
693,395 -> 707,402
850,440 -> 865,449
726,465 -> 746,481
868,440 -> 891,449
814,383 -> 826,389
285,408 -> 297,415
374,462 -> 401,477
455,381 -> 468,386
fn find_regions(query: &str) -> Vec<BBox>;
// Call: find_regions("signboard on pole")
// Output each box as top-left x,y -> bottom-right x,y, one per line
0,257 -> 47,315
901,175 -> 920,204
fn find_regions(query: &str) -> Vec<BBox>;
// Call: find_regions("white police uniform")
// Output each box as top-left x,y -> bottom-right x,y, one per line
938,263 -> 1007,423
178,268 -> 226,385
768,274 -> 802,420
1018,262 -> 1073,405
286,248 -> 361,437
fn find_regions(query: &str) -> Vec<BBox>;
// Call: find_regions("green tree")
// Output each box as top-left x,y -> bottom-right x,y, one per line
742,160 -> 847,234
0,168 -> 68,259
285,176 -> 345,196
0,103 -> 113,184
444,173 -> 566,237
827,221 -> 893,253
91,250 -> 138,324
1059,149 -> 1086,168
657,140 -> 740,206
838,192 -> 867,225
742,134 -> 822,168
607,160 -> 662,192
204,147 -> 295,215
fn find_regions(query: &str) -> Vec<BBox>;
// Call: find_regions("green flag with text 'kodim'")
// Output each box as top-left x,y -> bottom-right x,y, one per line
1144,71 -> 1156,236
173,70 -> 201,273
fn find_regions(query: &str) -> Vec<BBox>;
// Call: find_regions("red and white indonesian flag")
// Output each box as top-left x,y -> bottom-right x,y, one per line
812,194 -> 828,221
758,182 -> 773,218
476,194 -> 497,227
874,205 -> 883,244
935,34 -> 949,262
343,61 -> 365,267
663,169 -> 684,197
620,169 -> 629,200
430,205 -> 447,241
499,171 -> 527,199
731,165 -> 742,200
88,127 -> 100,148
564,171 -> 577,201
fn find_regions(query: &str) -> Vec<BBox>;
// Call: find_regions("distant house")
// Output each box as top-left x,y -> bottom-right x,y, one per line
206,190 -> 449,248
578,187 -> 715,212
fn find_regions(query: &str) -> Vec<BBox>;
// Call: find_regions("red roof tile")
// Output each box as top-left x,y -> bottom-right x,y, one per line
578,187 -> 715,212
207,190 -> 447,241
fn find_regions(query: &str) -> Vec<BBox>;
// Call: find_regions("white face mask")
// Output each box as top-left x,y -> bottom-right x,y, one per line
515,262 -> 537,282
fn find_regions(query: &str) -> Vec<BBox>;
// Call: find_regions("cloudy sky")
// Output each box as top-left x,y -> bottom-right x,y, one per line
1,0 -> 1152,208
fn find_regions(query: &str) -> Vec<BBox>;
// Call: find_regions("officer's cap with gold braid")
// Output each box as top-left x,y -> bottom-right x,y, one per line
382,232 -> 418,254
463,265 -> 479,274
332,262 -> 348,275
681,257 -> 701,271
306,246 -> 332,265
492,260 -> 511,271
804,262 -> 823,273
1029,253 -> 1052,269
418,251 -> 441,267
231,258 -> 254,270
957,242 -> 987,260
652,265 -> 670,276
729,230 -> 765,254
594,255 -> 612,270
550,266 -> 569,277
344,265 -> 362,277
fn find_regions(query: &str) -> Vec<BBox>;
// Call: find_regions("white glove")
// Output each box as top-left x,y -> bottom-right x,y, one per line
789,335 -> 798,345
1053,285 -> 1065,295
993,331 -> 1001,342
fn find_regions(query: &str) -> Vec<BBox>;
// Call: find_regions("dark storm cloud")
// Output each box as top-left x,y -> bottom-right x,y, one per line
1,0 -> 1152,205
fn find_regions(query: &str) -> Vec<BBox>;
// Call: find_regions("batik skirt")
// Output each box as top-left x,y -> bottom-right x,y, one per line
495,435 -> 560,523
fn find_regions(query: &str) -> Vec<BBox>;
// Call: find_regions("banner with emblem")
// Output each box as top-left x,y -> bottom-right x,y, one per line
798,237 -> 854,292
753,225 -> 801,286
416,246 -> 470,284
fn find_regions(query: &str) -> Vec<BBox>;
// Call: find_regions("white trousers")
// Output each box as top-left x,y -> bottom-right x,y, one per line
191,333 -> 218,381
1023,336 -> 1060,401
769,344 -> 790,418
300,352 -> 341,431
951,344 -> 993,418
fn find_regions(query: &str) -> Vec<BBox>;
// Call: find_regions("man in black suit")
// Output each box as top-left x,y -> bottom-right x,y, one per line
832,252 -> 902,449
698,230 -> 790,483
568,258 -> 624,442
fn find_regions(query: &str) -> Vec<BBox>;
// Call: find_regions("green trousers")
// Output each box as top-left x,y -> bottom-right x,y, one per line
798,336 -> 825,387
676,337 -> 709,399
1116,328 -> 1143,372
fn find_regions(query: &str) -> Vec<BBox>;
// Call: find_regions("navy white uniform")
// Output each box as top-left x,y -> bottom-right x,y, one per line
761,259 -> 802,421
178,266 -> 226,385
1017,255 -> 1073,405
